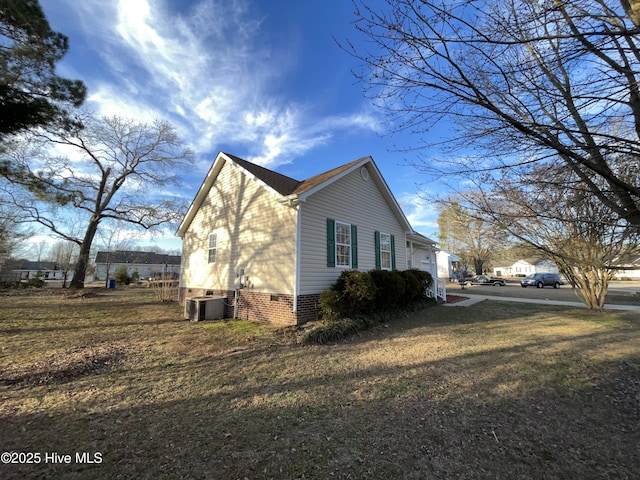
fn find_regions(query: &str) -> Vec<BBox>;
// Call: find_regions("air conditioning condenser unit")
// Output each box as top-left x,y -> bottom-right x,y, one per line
184,296 -> 225,321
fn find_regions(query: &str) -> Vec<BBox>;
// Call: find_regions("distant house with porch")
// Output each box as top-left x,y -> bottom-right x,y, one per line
94,251 -> 181,281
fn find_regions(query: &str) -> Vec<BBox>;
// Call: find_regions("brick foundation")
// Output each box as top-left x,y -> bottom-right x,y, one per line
179,287 -> 320,326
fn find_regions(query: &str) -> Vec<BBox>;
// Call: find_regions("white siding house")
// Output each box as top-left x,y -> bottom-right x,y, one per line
493,258 -> 559,277
436,250 -> 462,281
94,251 -> 181,281
176,152 -> 440,325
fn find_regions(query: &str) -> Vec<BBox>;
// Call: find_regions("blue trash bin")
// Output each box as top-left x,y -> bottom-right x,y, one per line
108,279 -> 116,289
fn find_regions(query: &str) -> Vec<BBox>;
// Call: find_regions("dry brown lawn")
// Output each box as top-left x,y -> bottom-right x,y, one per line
0,288 -> 638,479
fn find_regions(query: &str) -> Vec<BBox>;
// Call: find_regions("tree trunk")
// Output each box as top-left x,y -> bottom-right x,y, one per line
571,268 -> 609,311
69,218 -> 100,289
474,259 -> 485,276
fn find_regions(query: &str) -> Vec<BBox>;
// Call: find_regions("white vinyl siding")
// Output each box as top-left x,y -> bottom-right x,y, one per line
298,164 -> 407,294
180,161 -> 297,293
208,233 -> 217,264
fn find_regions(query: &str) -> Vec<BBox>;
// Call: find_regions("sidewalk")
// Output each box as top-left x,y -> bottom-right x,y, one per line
444,294 -> 640,311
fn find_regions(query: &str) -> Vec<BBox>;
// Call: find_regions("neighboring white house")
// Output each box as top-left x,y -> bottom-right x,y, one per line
12,261 -> 66,280
436,250 -> 462,281
94,251 -> 181,281
176,152 -> 440,325
493,258 -> 559,277
611,253 -> 640,280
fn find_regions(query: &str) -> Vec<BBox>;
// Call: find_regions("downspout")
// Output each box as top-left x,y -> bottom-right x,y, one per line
293,203 -> 301,315
279,194 -> 302,317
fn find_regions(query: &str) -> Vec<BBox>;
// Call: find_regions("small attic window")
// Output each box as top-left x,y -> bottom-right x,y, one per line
360,167 -> 369,181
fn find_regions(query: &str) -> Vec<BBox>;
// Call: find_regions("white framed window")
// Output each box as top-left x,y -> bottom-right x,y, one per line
379,232 -> 392,270
375,230 -> 395,270
327,219 -> 357,268
208,233 -> 218,264
335,221 -> 352,267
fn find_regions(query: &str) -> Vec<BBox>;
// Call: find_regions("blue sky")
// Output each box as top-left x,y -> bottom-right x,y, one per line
40,0 -> 443,252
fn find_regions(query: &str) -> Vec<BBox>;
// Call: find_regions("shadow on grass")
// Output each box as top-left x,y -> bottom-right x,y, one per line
0,316 -> 185,335
1,353 -> 638,480
1,298 -> 639,479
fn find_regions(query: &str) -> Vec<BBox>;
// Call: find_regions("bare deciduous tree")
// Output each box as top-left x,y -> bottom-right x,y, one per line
49,240 -> 77,288
2,113 -> 193,288
471,164 -> 640,310
437,201 -> 506,275
348,0 -> 640,228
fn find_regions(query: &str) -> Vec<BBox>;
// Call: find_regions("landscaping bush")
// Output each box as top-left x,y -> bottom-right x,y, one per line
402,269 -> 433,301
319,290 -> 341,321
368,269 -> 406,310
303,315 -> 382,344
304,298 -> 438,344
310,268 -> 437,344
21,272 -> 45,288
330,270 -> 377,317
114,266 -> 131,286
400,270 -> 421,302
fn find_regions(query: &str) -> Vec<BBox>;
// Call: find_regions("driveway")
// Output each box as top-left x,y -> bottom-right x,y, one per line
444,281 -> 640,311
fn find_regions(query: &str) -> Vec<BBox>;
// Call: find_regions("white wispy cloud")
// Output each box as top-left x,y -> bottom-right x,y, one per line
398,192 -> 440,237
52,0 -> 380,173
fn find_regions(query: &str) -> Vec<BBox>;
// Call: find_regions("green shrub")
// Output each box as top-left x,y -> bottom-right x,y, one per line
401,269 -> 422,302
114,266 -> 131,286
303,316 -> 379,344
368,269 -> 406,310
312,268 -> 437,343
21,272 -> 45,288
319,290 -> 341,321
402,269 -> 433,301
331,270 -> 376,317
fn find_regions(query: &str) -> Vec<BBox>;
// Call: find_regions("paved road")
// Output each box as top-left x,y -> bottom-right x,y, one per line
444,293 -> 640,311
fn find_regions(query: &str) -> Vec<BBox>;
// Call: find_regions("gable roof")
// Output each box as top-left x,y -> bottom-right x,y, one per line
225,153 -> 301,196
19,261 -> 59,271
94,251 -> 181,265
177,152 -> 414,237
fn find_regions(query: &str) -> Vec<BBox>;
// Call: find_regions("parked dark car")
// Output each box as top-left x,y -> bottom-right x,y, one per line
464,275 -> 506,286
520,273 -> 562,288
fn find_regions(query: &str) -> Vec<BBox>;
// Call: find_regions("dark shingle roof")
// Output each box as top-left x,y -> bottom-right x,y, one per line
225,153 -> 302,196
20,261 -> 59,271
94,251 -> 181,265
224,153 -> 369,197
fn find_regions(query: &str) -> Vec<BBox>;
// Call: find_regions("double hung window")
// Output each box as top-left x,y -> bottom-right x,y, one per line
326,219 -> 358,268
379,232 -> 392,270
375,231 -> 396,270
208,233 -> 218,264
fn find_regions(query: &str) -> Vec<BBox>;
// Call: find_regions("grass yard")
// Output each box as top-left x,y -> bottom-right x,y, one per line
0,288 -> 638,479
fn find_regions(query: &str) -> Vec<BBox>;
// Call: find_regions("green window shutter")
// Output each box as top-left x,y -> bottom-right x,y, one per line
391,234 -> 396,270
326,219 -> 335,267
351,225 -> 358,269
374,231 -> 381,270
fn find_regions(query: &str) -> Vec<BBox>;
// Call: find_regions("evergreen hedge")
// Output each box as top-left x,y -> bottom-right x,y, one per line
306,268 -> 435,344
